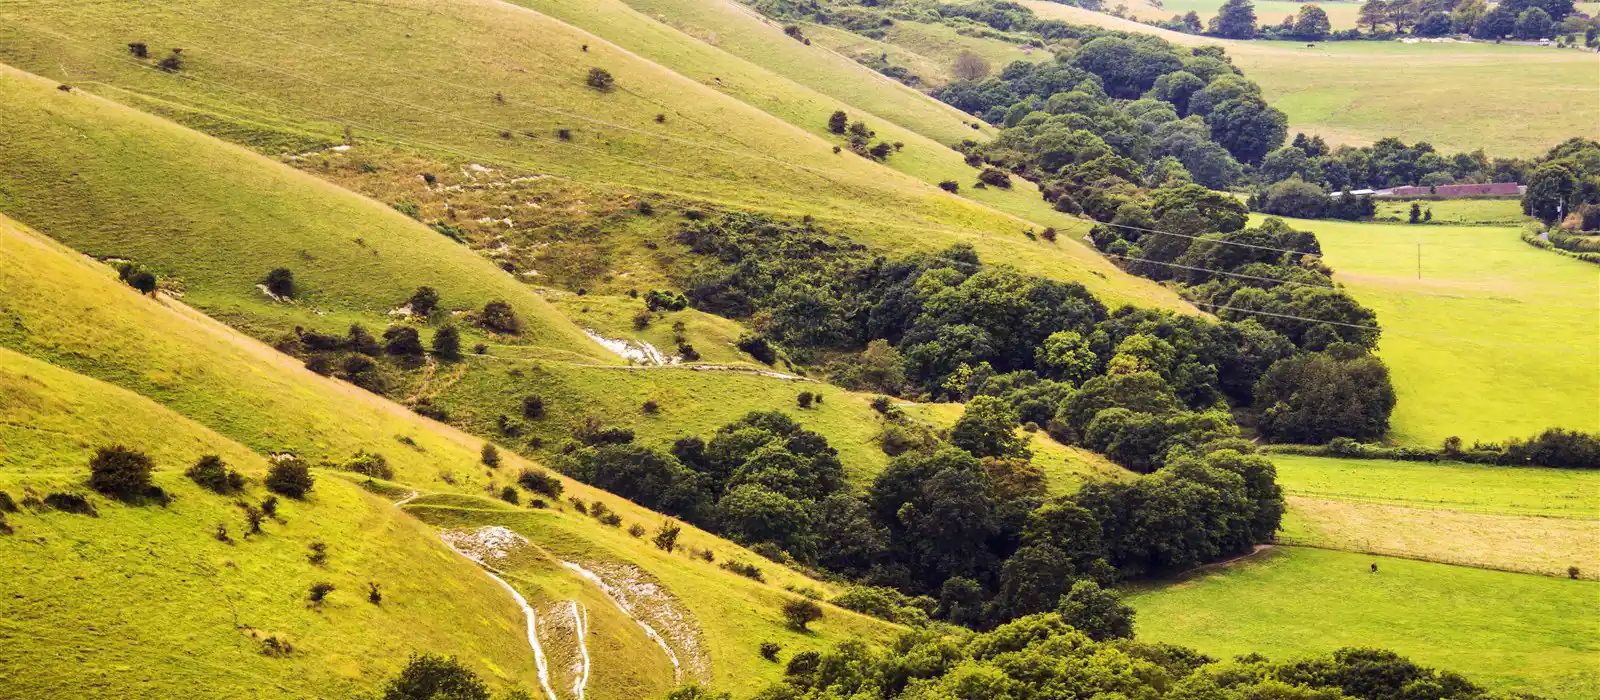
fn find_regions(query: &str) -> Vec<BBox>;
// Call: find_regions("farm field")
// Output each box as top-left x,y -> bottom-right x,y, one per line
1126,546 -> 1600,699
1023,1 -> 1600,155
1371,197 -> 1529,225
1273,454 -> 1600,576
1265,215 -> 1600,446
1115,0 -> 1365,28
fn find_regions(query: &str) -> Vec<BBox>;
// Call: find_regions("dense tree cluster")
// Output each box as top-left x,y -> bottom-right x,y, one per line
756,622 -> 1520,700
1523,138 -> 1600,226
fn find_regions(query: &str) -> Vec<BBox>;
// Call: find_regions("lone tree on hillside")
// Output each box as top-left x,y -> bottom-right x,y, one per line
89,446 -> 155,501
263,268 -> 295,299
782,598 -> 823,631
407,286 -> 439,317
952,50 -> 990,81
266,458 -> 315,499
586,67 -> 615,91
432,325 -> 461,359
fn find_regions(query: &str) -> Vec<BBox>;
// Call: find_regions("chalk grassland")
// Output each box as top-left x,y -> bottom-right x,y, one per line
1268,216 -> 1600,446
1023,1 -> 1600,156
0,0 -> 1188,312
1273,454 -> 1600,577
0,211 -> 901,697
1125,546 -> 1600,699
802,19 -> 1049,89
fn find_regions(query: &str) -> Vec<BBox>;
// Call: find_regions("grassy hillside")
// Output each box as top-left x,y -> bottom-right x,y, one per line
0,64 -> 605,360
1022,1 -> 1600,156
0,349 -> 551,697
900,402 -> 1137,493
802,19 -> 1046,90
0,0 -> 1188,311
0,208 -> 904,697
1273,454 -> 1600,577
1126,547 -> 1600,699
1266,215 -> 1600,446
1114,0 -> 1365,29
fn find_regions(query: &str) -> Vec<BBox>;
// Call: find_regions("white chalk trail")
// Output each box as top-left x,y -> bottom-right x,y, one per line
561,561 -> 683,681
570,601 -> 591,700
441,535 -> 559,700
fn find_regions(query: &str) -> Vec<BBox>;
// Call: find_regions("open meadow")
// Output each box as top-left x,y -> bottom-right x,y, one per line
1263,215 -> 1600,447
1115,0 -> 1365,29
1023,1 -> 1600,155
1273,454 -> 1600,576
1126,546 -> 1600,699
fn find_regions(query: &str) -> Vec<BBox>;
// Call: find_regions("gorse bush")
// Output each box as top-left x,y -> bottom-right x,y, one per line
185,455 -> 245,495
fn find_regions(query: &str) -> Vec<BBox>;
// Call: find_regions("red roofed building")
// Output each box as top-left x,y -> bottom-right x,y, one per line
1376,182 -> 1525,198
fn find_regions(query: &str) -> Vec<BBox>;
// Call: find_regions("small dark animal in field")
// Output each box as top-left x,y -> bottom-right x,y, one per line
1370,562 -> 1378,574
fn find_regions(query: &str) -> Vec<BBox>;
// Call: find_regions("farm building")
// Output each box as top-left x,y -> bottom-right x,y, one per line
1375,182 -> 1525,198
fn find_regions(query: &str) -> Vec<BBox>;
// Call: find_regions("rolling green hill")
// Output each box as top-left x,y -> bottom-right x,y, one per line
0,0 -> 1188,311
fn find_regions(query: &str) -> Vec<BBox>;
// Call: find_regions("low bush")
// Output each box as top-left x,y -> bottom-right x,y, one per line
127,42 -> 149,58
782,598 -> 823,631
500,486 -> 519,505
759,641 -> 782,661
0,492 -> 15,512
478,300 -> 521,334
645,289 -> 689,312
586,67 -> 615,91
653,520 -> 681,551
338,450 -> 393,479
44,493 -> 96,516
628,523 -> 646,538
368,582 -> 383,605
308,582 -> 335,605
737,334 -> 778,365
481,443 -> 501,467
522,394 -> 546,419
796,391 -> 814,409
977,167 -> 1012,188
266,457 -> 315,499
185,455 -> 245,494
89,445 -> 155,502
308,541 -> 329,566
720,559 -> 764,582
382,653 -> 490,700
517,469 -> 564,498
262,268 -> 295,299
938,180 -> 959,193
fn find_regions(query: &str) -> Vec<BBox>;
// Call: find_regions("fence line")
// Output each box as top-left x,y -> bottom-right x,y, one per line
1270,537 -> 1594,581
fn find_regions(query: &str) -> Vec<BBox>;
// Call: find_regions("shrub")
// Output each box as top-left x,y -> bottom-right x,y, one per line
868,142 -> 893,160
262,268 -> 295,299
368,582 -> 383,605
44,493 -> 97,516
383,653 -> 490,700
628,523 -> 646,537
260,635 -> 293,657
869,396 -> 893,414
406,286 -> 440,317
759,641 -> 782,661
1042,227 -> 1057,242
304,353 -> 335,375
796,391 -> 814,409
522,394 -> 546,419
977,167 -> 1012,188
557,129 -> 572,141
632,308 -> 653,330
938,180 -> 959,193
266,458 -> 315,499
186,455 -> 245,495
260,496 -> 279,518
737,334 -> 778,365
473,343 -> 488,355
720,559 -> 764,582
653,520 -> 682,551
1569,566 -> 1581,580
0,513 -> 9,536
308,581 -> 335,605
215,523 -> 232,543
383,326 -> 425,358
678,343 -> 700,361
481,443 -> 501,467
586,67 -> 615,91
116,261 -> 158,296
89,445 -> 155,501
517,469 -> 564,498
642,399 -> 661,414
782,598 -> 823,631
128,42 -> 149,58
308,542 -> 329,566
0,492 -> 15,513
340,450 -> 393,479
645,289 -> 689,312
243,504 -> 265,535
828,110 -> 848,134
500,486 -> 519,504
654,114 -> 666,124
157,50 -> 183,72
479,300 -> 521,334
432,325 -> 461,359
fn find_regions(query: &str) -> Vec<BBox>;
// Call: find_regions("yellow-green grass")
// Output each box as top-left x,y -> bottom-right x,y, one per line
548,294 -> 760,367
410,498 -> 902,695
1125,546 -> 1600,699
0,353 -> 548,696
423,358 -> 897,485
504,0 -> 1181,309
1372,197 -> 1529,225
802,19 -> 1047,90
1023,1 -> 1600,156
1260,215 -> 1600,446
1274,454 -> 1600,518
1282,496 -> 1600,578
0,64 -> 605,360
0,0 -> 1188,312
1116,0 -> 1365,29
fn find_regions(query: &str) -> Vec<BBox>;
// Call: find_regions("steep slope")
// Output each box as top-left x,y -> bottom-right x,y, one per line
0,63 -> 605,360
0,1 -> 1188,310
0,348 -> 551,697
801,19 -> 1046,90
0,211 -> 901,695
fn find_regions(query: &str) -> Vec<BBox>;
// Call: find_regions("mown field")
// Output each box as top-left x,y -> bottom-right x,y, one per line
803,18 -> 1047,89
1266,215 -> 1600,447
1274,454 -> 1600,577
1115,0 -> 1364,29
1126,546 -> 1600,699
1023,1 -> 1600,155
1370,197 -> 1528,225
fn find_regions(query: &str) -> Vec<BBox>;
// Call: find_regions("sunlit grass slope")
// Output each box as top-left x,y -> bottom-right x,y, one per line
1126,547 -> 1600,699
0,351 -> 547,697
1267,216 -> 1600,446
900,402 -> 1137,493
1022,1 -> 1600,156
1273,454 -> 1600,577
801,20 -> 1045,90
0,64 -> 604,359
0,0 -> 1187,311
